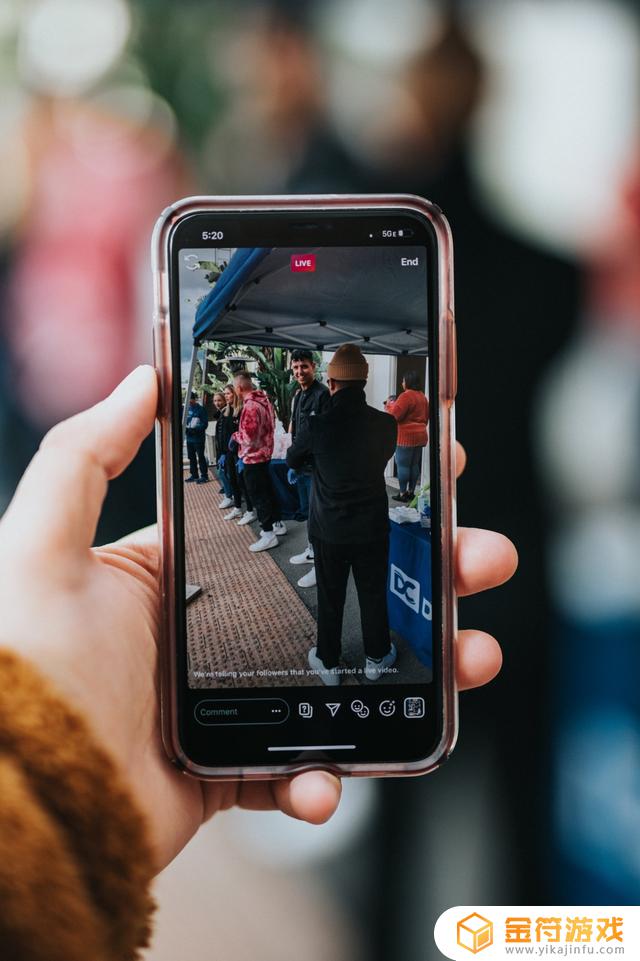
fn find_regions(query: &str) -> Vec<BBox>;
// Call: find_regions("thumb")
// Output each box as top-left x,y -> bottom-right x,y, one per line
2,366 -> 158,560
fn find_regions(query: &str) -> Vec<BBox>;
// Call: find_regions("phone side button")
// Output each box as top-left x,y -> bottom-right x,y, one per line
446,314 -> 457,400
153,323 -> 170,417
152,320 -> 159,364
152,322 -> 165,369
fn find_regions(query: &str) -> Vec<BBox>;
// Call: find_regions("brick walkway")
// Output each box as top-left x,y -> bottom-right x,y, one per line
184,472 -> 321,689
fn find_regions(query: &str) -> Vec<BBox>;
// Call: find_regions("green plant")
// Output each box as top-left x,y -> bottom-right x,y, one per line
204,343 -> 323,429
204,341 -> 248,395
409,482 -> 430,510
247,346 -> 297,429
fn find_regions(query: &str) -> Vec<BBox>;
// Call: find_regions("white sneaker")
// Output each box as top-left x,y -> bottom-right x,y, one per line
223,507 -> 242,521
364,643 -> 398,681
218,496 -> 234,509
237,510 -> 257,526
297,566 -> 316,588
307,647 -> 341,686
248,531 -> 279,553
273,521 -> 287,536
290,547 -> 314,565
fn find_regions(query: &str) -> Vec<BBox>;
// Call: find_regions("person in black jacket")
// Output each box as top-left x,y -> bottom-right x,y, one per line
212,391 -> 234,507
184,392 -> 208,484
287,344 -> 397,686
288,348 -> 331,587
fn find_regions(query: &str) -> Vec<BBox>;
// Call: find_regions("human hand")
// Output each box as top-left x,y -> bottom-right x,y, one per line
0,368 -> 516,873
218,454 -> 226,469
287,468 -> 298,485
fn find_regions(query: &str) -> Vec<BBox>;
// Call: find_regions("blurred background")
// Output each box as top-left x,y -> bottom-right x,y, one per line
1,0 -> 639,956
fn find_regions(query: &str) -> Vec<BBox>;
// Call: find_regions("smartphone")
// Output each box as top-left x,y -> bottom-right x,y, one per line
152,194 -> 457,779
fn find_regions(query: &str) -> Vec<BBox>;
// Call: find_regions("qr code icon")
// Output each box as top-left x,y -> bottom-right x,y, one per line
403,697 -> 425,719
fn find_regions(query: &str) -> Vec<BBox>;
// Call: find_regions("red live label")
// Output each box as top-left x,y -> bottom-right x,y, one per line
291,254 -> 316,272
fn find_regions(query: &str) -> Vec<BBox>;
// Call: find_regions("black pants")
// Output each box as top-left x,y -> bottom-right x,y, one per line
312,536 -> 391,668
187,438 -> 208,479
243,462 -> 281,532
227,453 -> 253,511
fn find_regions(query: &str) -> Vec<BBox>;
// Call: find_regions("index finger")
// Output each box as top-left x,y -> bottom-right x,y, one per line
1,367 -> 158,560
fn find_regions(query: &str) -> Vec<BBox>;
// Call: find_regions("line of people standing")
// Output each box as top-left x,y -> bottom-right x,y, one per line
190,350 -> 332,567
186,347 -> 430,685
210,374 -> 287,553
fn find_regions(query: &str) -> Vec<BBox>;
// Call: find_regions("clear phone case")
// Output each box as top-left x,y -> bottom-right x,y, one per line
151,194 -> 457,780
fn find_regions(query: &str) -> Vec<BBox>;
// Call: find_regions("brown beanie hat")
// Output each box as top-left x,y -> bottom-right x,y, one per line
327,343 -> 369,381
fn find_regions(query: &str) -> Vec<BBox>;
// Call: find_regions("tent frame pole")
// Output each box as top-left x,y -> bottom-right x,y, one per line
183,344 -> 205,602
183,345 -> 199,430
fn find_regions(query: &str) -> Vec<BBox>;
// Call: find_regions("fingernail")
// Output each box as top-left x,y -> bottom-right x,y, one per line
113,366 -> 153,397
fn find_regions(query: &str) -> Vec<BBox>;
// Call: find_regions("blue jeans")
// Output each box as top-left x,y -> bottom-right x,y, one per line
395,445 -> 423,494
217,464 -> 232,497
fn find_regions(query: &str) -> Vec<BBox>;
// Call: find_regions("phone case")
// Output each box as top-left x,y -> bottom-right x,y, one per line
151,194 -> 457,780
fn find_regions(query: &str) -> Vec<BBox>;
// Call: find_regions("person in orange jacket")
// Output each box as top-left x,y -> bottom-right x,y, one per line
385,370 -> 429,502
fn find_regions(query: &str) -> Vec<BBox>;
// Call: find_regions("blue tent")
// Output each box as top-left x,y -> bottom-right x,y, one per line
193,247 -> 270,345
192,245 -> 429,356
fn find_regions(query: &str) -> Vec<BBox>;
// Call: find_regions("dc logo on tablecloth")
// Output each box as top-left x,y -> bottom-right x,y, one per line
390,565 -> 432,621
390,564 -> 419,611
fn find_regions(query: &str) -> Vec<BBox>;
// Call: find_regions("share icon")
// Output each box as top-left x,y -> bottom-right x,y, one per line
325,703 -> 341,717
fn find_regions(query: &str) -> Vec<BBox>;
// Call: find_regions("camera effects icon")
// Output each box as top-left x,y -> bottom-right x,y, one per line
379,699 -> 396,718
351,699 -> 370,719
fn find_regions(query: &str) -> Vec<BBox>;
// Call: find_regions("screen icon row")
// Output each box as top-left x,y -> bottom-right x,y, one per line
298,698 -> 425,719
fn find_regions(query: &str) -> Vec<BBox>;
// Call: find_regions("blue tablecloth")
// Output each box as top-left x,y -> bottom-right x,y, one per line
268,459 -> 306,521
387,520 -> 432,667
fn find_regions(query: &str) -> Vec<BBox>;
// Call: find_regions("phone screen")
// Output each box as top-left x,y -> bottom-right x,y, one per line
167,208 -> 445,770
